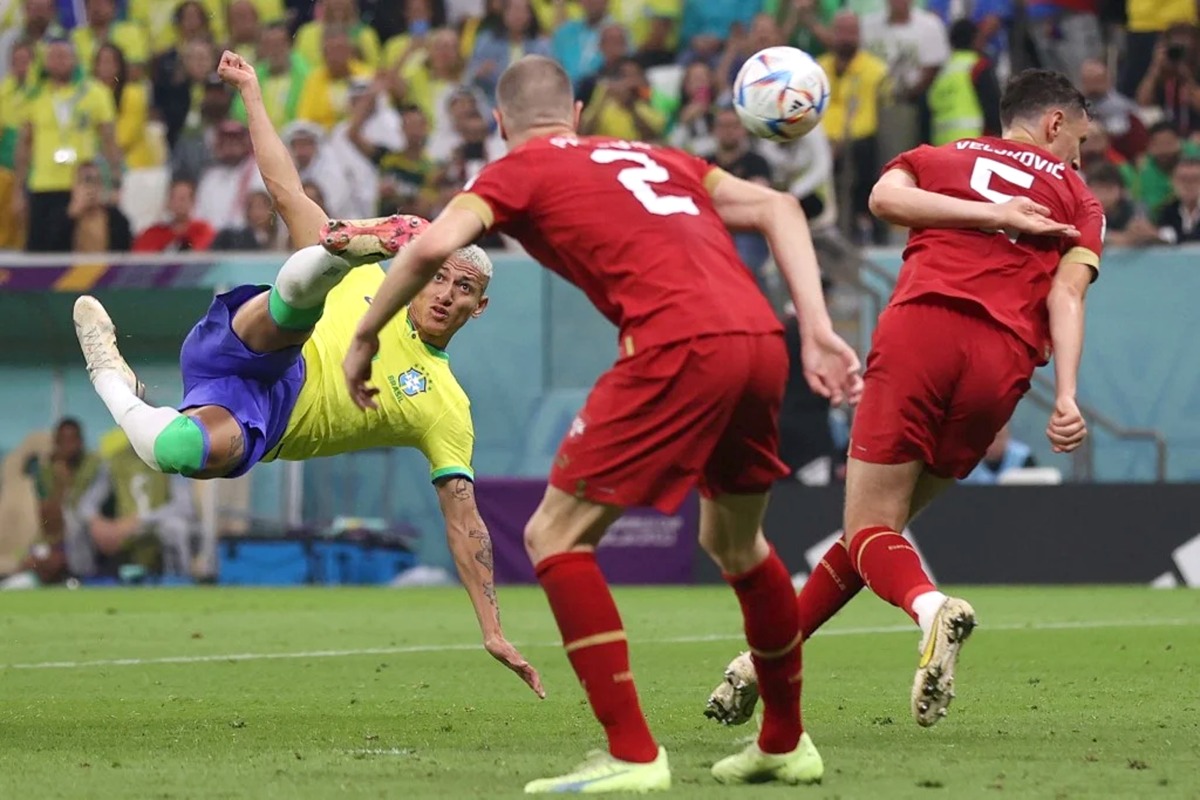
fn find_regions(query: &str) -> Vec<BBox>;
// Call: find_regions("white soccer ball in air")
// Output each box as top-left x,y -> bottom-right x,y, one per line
733,46 -> 831,142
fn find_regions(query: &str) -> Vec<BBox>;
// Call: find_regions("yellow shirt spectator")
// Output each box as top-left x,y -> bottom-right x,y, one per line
129,0 -> 285,53
817,49 -> 889,142
1127,0 -> 1197,32
72,22 -> 151,70
23,78 -> 116,192
581,86 -> 667,141
113,82 -> 162,169
295,60 -> 372,130
294,21 -> 382,69
0,75 -> 31,168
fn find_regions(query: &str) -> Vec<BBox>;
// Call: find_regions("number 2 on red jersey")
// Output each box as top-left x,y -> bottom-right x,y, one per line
590,148 -> 700,217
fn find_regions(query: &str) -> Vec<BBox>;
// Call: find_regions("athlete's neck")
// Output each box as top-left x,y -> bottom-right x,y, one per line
411,315 -> 453,351
506,123 -> 574,149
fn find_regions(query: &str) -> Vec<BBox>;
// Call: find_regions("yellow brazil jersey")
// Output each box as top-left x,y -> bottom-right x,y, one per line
24,78 -> 116,193
129,0 -> 286,54
73,22 -> 151,70
817,49 -> 889,143
266,267 -> 476,483
295,61 -> 373,130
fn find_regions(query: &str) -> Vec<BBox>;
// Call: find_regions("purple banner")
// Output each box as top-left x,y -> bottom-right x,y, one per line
473,478 -> 698,584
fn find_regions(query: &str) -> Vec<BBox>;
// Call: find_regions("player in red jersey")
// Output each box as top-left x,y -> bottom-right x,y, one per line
705,69 -> 1103,731
340,55 -> 861,793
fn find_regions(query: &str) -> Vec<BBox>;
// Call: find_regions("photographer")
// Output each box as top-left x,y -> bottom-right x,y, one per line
1136,24 -> 1200,139
66,161 -> 132,253
579,56 -> 667,141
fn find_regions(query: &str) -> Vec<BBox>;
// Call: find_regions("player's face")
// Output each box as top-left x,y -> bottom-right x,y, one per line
410,260 -> 489,344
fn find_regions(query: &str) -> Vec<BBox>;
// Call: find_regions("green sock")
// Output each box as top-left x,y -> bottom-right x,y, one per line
268,285 -> 325,331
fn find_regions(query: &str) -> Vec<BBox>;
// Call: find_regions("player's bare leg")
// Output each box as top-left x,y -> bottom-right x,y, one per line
701,493 -> 823,786
706,468 -> 956,727
522,487 -> 670,794
844,459 -> 975,727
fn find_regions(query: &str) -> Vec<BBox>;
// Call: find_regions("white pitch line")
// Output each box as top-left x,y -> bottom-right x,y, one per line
2,617 -> 1196,672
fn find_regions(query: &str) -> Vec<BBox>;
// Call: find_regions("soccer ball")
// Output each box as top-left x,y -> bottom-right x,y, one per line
733,46 -> 831,142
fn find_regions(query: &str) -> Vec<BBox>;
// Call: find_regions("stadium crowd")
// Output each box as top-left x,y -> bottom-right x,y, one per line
0,0 -> 1198,259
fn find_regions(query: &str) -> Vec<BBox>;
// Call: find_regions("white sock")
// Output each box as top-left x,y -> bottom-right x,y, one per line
912,591 -> 949,637
94,371 -> 181,471
274,245 -> 353,308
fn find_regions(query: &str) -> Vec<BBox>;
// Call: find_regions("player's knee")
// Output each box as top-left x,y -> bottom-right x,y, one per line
701,530 -> 769,576
152,416 -> 208,476
523,512 -> 554,563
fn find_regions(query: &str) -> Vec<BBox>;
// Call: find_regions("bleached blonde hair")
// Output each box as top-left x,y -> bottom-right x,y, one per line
448,243 -> 494,280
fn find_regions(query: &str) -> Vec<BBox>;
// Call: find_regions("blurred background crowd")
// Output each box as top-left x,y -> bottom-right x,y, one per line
1,0 -> 1199,264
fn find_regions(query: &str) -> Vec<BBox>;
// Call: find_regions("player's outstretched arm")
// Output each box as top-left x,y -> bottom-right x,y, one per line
216,50 -> 327,247
709,171 -> 862,404
1045,260 -> 1094,454
870,168 -> 1081,238
435,476 -> 545,698
345,206 -> 484,408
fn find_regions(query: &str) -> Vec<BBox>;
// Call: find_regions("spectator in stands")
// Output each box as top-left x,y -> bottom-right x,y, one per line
0,41 -> 34,250
1025,0 -> 1103,83
133,177 -> 216,251
41,418 -> 100,559
395,28 -> 467,139
580,56 -> 667,140
862,0 -> 949,150
325,81 -> 385,219
1137,121 -> 1198,216
665,62 -> 720,154
294,0 -> 382,69
427,85 -> 505,161
212,189 -> 288,250
194,119 -> 257,230
927,19 -> 1001,145
231,23 -> 309,130
707,105 -> 774,274
66,161 -> 131,252
960,424 -> 1037,484
297,26 -> 374,130
1156,156 -> 1200,243
780,0 -> 836,57
302,179 -> 327,208
633,5 -> 680,69
73,0 -> 149,80
1082,120 -> 1139,190
1136,25 -> 1200,139
1085,162 -> 1164,245
14,38 -> 122,253
273,119 -> 358,218
0,0 -> 64,82
68,431 -> 199,580
169,74 -> 235,183
1120,0 -> 1198,98
575,23 -> 631,108
818,11 -> 887,242
924,0 -> 1011,65
1080,58 -> 1147,161
93,44 -> 162,191
468,0 -> 552,98
382,0 -> 438,70
228,0 -> 265,62
719,13 -> 786,88
155,38 -> 219,149
437,108 -> 499,196
350,99 -> 438,217
679,0 -> 761,68
552,0 -> 614,85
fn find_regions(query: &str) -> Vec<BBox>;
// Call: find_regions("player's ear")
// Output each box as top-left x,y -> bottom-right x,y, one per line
493,108 -> 507,141
1047,109 -> 1065,141
472,295 -> 490,318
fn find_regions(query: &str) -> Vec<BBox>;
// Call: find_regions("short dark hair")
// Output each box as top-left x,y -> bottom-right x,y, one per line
1084,162 -> 1123,187
949,19 -> 976,51
55,417 -> 82,434
1147,120 -> 1179,139
999,69 -> 1090,129
1173,155 -> 1200,173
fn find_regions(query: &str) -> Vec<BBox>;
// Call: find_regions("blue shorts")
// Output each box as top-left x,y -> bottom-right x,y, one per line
178,284 -> 305,478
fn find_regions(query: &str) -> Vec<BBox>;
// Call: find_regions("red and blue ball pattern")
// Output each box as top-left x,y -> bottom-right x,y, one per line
733,46 -> 831,142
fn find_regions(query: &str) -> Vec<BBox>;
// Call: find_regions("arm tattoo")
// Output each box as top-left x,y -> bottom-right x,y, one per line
227,432 -> 245,464
451,478 -> 471,501
468,528 -> 497,609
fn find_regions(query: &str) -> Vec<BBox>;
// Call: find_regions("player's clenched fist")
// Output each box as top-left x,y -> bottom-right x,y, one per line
1046,395 -> 1087,453
217,51 -> 257,91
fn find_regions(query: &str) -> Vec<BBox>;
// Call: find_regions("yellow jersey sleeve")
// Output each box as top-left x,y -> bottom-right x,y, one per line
420,403 -> 476,484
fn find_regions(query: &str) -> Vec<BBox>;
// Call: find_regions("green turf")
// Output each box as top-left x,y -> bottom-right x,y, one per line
2,586 -> 1198,799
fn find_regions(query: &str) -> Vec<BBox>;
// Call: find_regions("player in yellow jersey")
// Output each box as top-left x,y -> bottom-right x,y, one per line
71,51 -> 543,699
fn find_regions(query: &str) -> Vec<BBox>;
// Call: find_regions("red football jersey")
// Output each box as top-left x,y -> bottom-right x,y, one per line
452,135 -> 781,355
884,137 -> 1104,362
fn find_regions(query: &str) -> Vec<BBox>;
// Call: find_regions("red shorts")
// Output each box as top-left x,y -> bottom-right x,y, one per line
850,300 -> 1039,479
549,332 -> 791,513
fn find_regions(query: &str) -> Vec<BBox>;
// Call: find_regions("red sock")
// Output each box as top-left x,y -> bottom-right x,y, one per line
535,552 -> 658,763
796,541 -> 865,639
725,547 -> 803,754
848,526 -> 936,623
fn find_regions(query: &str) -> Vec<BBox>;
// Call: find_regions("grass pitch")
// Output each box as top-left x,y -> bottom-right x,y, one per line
2,586 -> 1198,799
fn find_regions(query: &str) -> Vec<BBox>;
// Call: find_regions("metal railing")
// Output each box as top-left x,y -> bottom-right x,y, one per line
810,229 -> 1170,482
